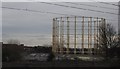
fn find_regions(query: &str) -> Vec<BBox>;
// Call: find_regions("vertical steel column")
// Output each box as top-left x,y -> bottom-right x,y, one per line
90,17 -> 92,54
52,18 -> 55,53
74,16 -> 77,54
60,17 -> 64,54
98,19 -> 101,54
94,20 -> 96,55
81,16 -> 84,54
60,17 -> 62,54
88,18 -> 90,54
61,17 -> 64,54
67,17 -> 70,54
96,17 -> 99,55
56,18 -> 59,53
54,18 -> 57,53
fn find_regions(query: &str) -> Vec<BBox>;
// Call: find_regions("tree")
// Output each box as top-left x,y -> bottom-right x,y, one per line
2,39 -> 24,62
2,44 -> 24,62
7,39 -> 20,45
98,21 -> 119,59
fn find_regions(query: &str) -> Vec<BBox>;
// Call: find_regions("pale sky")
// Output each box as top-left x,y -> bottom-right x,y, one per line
1,0 -> 120,2
2,0 -> 120,46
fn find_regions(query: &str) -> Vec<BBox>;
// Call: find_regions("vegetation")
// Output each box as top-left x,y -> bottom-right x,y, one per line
98,21 -> 120,65
2,44 -> 24,62
2,43 -> 54,62
7,39 -> 20,45
47,52 -> 55,61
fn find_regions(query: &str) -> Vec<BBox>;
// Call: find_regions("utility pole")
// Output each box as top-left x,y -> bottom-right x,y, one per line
118,1 -> 120,35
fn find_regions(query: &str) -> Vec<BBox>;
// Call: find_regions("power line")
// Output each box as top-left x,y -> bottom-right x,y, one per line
1,6 -> 102,18
2,6 -> 118,22
89,0 -> 119,7
99,2 -> 119,6
40,2 -> 119,15
65,2 -> 118,10
27,0 -> 119,14
2,6 -> 74,16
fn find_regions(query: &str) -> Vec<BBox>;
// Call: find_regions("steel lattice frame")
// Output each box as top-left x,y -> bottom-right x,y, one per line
52,16 -> 106,55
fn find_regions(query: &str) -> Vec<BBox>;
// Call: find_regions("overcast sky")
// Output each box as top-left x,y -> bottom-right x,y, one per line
2,1 -> 120,46
1,0 -> 120,2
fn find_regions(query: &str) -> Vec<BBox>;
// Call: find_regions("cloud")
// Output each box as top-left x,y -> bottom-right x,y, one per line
2,2 -> 119,46
2,33 -> 52,46
1,0 -> 120,2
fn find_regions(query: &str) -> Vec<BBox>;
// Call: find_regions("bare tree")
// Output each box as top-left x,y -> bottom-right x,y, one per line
7,39 -> 20,45
98,22 -> 119,59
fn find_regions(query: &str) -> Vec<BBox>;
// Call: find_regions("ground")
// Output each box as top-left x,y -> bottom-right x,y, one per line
2,60 -> 118,68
